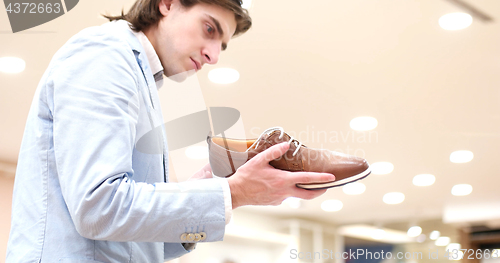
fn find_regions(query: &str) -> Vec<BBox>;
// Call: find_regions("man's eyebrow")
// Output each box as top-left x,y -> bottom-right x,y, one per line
206,14 -> 228,51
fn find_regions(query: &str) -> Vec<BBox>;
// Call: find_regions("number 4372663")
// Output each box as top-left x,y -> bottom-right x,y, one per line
6,3 -> 62,14
445,249 -> 500,260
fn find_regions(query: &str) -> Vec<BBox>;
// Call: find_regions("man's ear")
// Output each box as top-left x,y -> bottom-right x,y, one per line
159,0 -> 175,16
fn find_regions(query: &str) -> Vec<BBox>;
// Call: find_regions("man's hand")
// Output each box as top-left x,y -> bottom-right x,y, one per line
188,163 -> 213,181
228,142 -> 335,209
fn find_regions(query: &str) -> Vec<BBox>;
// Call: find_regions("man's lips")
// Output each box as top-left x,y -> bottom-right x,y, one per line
191,58 -> 200,71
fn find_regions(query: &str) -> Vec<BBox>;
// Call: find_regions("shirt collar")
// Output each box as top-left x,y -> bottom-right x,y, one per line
121,20 -> 164,89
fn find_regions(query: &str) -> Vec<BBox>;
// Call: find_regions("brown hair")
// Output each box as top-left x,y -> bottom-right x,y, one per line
102,0 -> 251,37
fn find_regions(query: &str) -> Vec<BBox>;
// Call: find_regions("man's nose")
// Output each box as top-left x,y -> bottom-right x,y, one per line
202,42 -> 221,65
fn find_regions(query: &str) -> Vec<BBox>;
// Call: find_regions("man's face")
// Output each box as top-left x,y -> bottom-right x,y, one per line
145,0 -> 237,82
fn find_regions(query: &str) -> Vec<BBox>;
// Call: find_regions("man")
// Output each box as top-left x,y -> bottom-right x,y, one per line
6,0 -> 333,262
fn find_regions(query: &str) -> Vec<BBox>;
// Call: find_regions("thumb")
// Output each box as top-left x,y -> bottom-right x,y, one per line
252,142 -> 290,164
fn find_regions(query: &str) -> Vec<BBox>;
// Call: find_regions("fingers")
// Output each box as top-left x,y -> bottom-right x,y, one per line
291,188 -> 327,200
202,163 -> 212,173
188,163 -> 213,181
251,142 -> 289,165
233,146 -> 334,206
286,172 -> 335,184
203,170 -> 212,179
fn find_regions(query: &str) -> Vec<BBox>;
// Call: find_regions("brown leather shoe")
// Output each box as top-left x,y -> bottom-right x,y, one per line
207,127 -> 371,189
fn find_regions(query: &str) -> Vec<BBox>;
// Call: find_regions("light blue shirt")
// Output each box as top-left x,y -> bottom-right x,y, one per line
7,20 -> 228,263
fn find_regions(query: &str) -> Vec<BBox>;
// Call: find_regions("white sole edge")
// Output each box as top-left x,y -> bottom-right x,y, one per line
296,166 -> 372,190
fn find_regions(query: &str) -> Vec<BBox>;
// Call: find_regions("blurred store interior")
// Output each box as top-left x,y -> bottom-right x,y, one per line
1,0 -> 500,262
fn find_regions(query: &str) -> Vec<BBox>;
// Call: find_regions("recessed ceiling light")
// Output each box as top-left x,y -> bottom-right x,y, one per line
450,150 -> 473,163
283,197 -> 301,209
350,116 -> 378,131
492,249 -> 500,258
0,57 -> 26,73
383,192 -> 405,204
208,68 -> 240,84
342,182 -> 366,195
371,229 -> 386,240
321,199 -> 343,212
185,145 -> 208,159
450,250 -> 464,261
435,236 -> 450,246
451,184 -> 472,196
430,231 -> 440,240
413,174 -> 436,186
446,243 -> 461,252
371,162 -> 394,175
407,226 -> 422,237
439,13 -> 473,30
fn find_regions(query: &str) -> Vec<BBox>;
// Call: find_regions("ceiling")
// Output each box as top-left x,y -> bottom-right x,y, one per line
1,0 -> 500,229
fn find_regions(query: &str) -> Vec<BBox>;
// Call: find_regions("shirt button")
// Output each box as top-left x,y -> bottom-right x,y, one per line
194,233 -> 201,242
187,233 -> 195,242
180,233 -> 187,242
199,232 -> 207,241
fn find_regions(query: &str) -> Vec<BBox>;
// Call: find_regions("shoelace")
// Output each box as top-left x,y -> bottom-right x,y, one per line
246,127 -> 303,156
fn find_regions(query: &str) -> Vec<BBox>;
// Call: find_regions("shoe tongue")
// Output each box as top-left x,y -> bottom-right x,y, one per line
253,130 -> 283,146
259,132 -> 273,142
267,130 -> 290,142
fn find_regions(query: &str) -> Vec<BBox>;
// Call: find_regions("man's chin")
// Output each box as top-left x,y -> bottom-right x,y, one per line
166,69 -> 196,83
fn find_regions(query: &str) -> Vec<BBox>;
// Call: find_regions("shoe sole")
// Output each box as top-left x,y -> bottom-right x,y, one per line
296,166 -> 371,190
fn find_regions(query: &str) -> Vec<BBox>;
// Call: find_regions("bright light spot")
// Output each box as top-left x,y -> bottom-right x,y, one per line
372,229 -> 386,240
185,145 -> 208,159
350,116 -> 378,131
208,68 -> 240,84
436,236 -> 451,246
492,249 -> 500,258
430,231 -> 440,240
446,243 -> 461,252
321,200 -> 343,212
451,184 -> 473,196
452,251 -> 464,261
439,13 -> 473,30
342,182 -> 366,195
241,0 -> 252,9
371,162 -> 394,175
383,192 -> 405,204
0,57 -> 26,73
283,197 -> 301,209
413,174 -> 436,186
407,226 -> 422,237
450,150 -> 474,163
447,243 -> 463,260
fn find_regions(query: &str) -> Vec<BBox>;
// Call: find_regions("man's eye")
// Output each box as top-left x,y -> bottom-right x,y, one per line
207,25 -> 214,34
